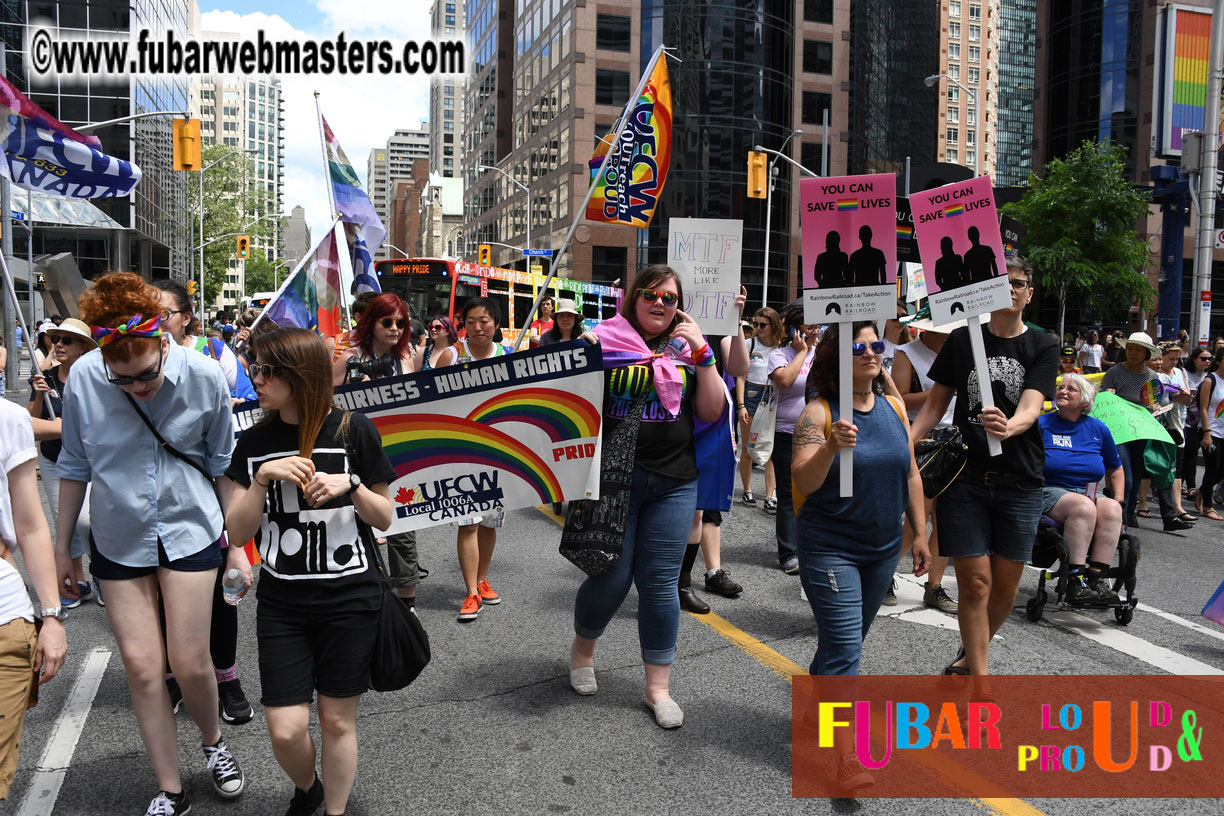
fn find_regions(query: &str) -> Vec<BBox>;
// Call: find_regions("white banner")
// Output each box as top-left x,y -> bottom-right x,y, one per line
668,217 -> 743,335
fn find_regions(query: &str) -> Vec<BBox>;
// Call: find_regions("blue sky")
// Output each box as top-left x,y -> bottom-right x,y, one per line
202,2 -> 326,29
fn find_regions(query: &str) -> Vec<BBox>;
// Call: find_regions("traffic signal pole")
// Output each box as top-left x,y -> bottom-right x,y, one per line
1192,0 -> 1224,346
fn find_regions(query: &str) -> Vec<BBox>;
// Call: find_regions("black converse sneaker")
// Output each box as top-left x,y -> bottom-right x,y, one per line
203,739 -> 245,799
145,790 -> 191,815
283,775 -> 325,816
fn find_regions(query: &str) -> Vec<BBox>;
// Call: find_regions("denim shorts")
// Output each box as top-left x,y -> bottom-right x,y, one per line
936,477 -> 1043,562
743,383 -> 766,417
89,534 -> 223,581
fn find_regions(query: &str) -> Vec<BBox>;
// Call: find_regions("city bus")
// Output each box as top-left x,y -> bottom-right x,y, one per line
372,257 -> 624,344
239,291 -> 277,314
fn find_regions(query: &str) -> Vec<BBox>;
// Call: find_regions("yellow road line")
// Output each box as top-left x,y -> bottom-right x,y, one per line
534,505 -> 1047,815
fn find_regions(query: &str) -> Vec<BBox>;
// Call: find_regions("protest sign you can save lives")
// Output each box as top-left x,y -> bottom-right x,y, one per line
667,217 -> 743,336
800,173 -> 897,322
233,342 -> 605,534
910,176 -> 1011,326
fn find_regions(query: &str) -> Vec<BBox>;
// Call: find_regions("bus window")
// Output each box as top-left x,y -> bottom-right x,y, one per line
452,280 -> 483,321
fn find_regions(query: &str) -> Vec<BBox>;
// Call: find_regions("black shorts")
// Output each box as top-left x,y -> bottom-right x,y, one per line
256,596 -> 379,706
89,534 -> 222,581
702,510 -> 723,526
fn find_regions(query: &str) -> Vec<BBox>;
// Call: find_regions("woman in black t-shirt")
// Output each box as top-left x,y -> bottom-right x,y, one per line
222,328 -> 395,816
570,266 -> 727,729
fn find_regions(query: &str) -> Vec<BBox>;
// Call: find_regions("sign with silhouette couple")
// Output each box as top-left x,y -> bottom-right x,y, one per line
910,176 -> 1010,326
800,173 -> 897,324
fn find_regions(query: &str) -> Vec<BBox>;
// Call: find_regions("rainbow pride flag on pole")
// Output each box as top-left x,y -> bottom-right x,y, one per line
321,115 -> 383,294
586,52 -> 672,228
264,224 -> 343,336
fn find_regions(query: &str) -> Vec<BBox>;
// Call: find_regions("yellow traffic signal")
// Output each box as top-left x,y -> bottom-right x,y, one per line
172,118 -> 202,171
747,150 -> 767,199
478,244 -> 492,265
186,280 -> 198,296
236,235 -> 250,259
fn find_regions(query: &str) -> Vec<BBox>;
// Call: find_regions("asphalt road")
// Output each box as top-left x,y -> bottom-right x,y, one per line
5,372 -> 1224,815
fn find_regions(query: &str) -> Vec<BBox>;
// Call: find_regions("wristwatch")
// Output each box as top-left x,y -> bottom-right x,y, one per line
40,606 -> 67,622
348,473 -> 362,494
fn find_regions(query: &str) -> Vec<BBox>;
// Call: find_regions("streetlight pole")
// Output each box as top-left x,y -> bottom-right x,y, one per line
754,132 -> 808,306
75,110 -> 192,133
477,164 -> 530,260
924,74 -> 979,177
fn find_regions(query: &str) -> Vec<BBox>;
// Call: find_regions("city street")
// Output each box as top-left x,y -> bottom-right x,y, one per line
6,364 -> 1224,815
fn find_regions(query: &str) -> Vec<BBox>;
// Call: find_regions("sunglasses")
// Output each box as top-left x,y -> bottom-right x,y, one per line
380,318 -> 407,330
429,324 -> 446,332
48,334 -> 80,346
752,320 -> 770,328
247,363 -> 286,381
104,348 -> 165,386
638,288 -> 679,307
852,340 -> 887,357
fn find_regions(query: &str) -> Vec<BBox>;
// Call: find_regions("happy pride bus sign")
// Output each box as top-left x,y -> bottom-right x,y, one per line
235,342 -> 605,533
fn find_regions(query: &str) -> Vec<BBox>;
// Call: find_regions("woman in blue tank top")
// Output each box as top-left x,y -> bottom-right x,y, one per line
791,321 -> 930,793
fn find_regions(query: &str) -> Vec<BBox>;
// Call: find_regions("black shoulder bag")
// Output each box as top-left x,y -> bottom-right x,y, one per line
914,425 -> 968,499
340,415 -> 431,692
123,392 -> 216,487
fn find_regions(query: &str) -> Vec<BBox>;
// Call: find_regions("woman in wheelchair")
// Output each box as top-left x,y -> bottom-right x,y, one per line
1038,373 -> 1125,605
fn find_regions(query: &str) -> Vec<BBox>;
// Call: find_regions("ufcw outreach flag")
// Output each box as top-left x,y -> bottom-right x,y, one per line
0,76 -> 140,198
265,227 -> 343,337
321,115 -> 384,294
586,56 -> 672,228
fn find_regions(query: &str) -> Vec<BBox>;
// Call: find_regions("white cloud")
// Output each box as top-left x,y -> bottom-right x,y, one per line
200,3 -> 442,243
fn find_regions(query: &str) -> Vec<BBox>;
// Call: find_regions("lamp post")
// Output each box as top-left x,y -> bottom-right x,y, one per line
385,242 -> 410,258
753,131 -> 809,306
198,147 -> 257,317
477,163 -> 530,260
924,74 -> 979,178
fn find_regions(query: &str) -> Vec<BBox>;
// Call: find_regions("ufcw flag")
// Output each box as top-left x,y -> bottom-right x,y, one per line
322,115 -> 384,294
0,76 -> 140,198
586,56 -> 672,228
264,228 -> 344,337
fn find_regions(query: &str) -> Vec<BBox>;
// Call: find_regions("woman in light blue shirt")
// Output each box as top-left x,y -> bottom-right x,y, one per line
53,273 -> 248,816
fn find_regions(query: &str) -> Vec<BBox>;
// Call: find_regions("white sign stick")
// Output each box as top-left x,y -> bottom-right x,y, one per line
839,323 -> 853,497
969,313 -> 1003,457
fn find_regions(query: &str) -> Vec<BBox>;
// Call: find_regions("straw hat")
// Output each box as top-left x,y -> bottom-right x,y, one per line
1123,331 -> 1159,355
553,298 -> 580,317
45,318 -> 96,346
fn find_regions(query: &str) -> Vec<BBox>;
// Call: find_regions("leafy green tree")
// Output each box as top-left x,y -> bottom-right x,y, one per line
242,255 -> 280,296
1002,140 -> 1154,336
191,144 -> 277,305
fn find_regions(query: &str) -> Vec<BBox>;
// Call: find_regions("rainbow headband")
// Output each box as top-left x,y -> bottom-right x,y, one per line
90,313 -> 162,348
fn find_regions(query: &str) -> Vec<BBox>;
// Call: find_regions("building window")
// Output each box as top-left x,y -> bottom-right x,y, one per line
803,41 -> 833,75
968,3 -> 981,20
968,67 -> 980,84
947,85 -> 960,102
596,15 -> 631,51
966,130 -> 975,146
969,24 -> 980,41
591,245 -> 626,287
966,108 -> 977,126
946,127 -> 958,144
802,91 -> 832,125
966,150 -> 976,166
595,69 -> 630,105
948,43 -> 959,60
948,65 -> 960,82
949,22 -> 960,39
969,45 -> 981,64
946,148 -> 958,162
949,1 -> 961,17
801,141 -> 825,174
804,0 -> 833,24
947,107 -> 959,124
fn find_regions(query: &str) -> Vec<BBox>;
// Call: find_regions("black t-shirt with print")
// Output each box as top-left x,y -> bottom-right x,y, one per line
226,407 -> 397,609
927,325 -> 1058,488
603,362 -> 697,480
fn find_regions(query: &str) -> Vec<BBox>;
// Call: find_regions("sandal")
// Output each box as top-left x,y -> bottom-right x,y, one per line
942,646 -> 969,676
1203,509 -> 1224,521
1178,512 -> 1199,522
1137,509 -> 1154,518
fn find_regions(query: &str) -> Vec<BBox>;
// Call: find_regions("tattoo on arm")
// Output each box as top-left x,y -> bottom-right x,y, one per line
792,413 -> 825,449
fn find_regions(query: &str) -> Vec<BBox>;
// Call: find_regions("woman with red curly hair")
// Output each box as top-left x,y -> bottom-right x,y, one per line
53,272 -> 247,816
331,293 -> 416,386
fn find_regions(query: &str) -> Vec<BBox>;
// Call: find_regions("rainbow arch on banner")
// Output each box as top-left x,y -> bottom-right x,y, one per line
466,388 -> 601,442
373,414 -> 564,503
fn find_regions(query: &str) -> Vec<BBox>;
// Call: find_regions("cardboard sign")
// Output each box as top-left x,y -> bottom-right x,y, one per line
896,197 -> 920,262
667,217 -> 743,336
911,177 -> 1011,326
800,174 -> 897,323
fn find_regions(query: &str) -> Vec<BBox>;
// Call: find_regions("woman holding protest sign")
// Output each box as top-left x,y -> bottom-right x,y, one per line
222,327 -> 396,816
569,265 -> 726,728
736,307 -> 781,513
437,297 -> 514,621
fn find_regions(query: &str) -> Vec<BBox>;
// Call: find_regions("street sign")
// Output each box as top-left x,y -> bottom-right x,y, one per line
1201,290 -> 1212,346
1215,228 -> 1224,249
11,212 -> 24,221
522,248 -> 553,257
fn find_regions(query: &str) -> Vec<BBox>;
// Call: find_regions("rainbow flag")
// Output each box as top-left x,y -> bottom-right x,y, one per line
945,204 -> 964,218
837,199 -> 859,211
264,228 -> 343,337
1215,399 -> 1224,420
587,54 -> 672,228
1138,378 -> 1162,410
896,224 -> 914,239
321,114 -> 383,294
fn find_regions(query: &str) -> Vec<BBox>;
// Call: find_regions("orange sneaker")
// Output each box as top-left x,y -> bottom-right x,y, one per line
458,593 -> 483,621
477,579 -> 500,605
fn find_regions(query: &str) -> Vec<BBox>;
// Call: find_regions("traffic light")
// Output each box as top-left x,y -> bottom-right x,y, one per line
186,280 -> 198,296
172,118 -> 202,171
236,235 -> 250,259
478,244 -> 492,265
747,151 -> 767,199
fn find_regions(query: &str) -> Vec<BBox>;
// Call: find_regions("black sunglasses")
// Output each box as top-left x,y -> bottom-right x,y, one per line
48,334 -> 80,346
380,318 -> 407,329
104,347 -> 165,386
852,340 -> 887,357
247,363 -> 287,381
752,320 -> 770,328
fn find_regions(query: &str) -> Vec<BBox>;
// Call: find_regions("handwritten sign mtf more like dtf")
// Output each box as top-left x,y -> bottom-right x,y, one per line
667,218 -> 743,336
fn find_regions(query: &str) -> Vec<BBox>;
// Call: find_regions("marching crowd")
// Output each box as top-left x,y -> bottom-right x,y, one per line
2,257 -> 1218,812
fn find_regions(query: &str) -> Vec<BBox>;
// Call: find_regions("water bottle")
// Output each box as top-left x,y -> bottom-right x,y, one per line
222,568 -> 246,606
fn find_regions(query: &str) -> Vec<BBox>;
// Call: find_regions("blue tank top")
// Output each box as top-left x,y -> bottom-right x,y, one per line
797,396 -> 910,562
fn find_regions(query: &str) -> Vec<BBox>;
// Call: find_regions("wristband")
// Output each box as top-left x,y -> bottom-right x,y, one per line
254,473 -> 269,488
694,343 -> 716,367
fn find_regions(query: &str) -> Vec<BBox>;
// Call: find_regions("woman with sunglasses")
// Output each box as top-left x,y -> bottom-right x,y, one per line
27,319 -> 98,610
332,293 -> 416,385
53,272 -> 247,816
736,308 -> 782,514
1183,347 -> 1213,502
792,321 -> 929,791
569,266 -> 726,728
1197,348 -> 1224,522
223,328 -> 395,816
153,280 -> 256,405
415,314 -> 459,371
436,298 -> 514,620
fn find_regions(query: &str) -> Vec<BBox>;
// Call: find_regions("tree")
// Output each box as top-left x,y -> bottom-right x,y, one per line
243,255 -> 280,296
1002,140 -> 1155,336
192,144 -> 277,306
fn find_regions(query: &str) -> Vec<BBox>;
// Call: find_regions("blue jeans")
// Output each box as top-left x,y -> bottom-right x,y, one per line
798,548 -> 897,675
773,431 -> 797,563
1117,439 -> 1174,523
573,467 -> 698,665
